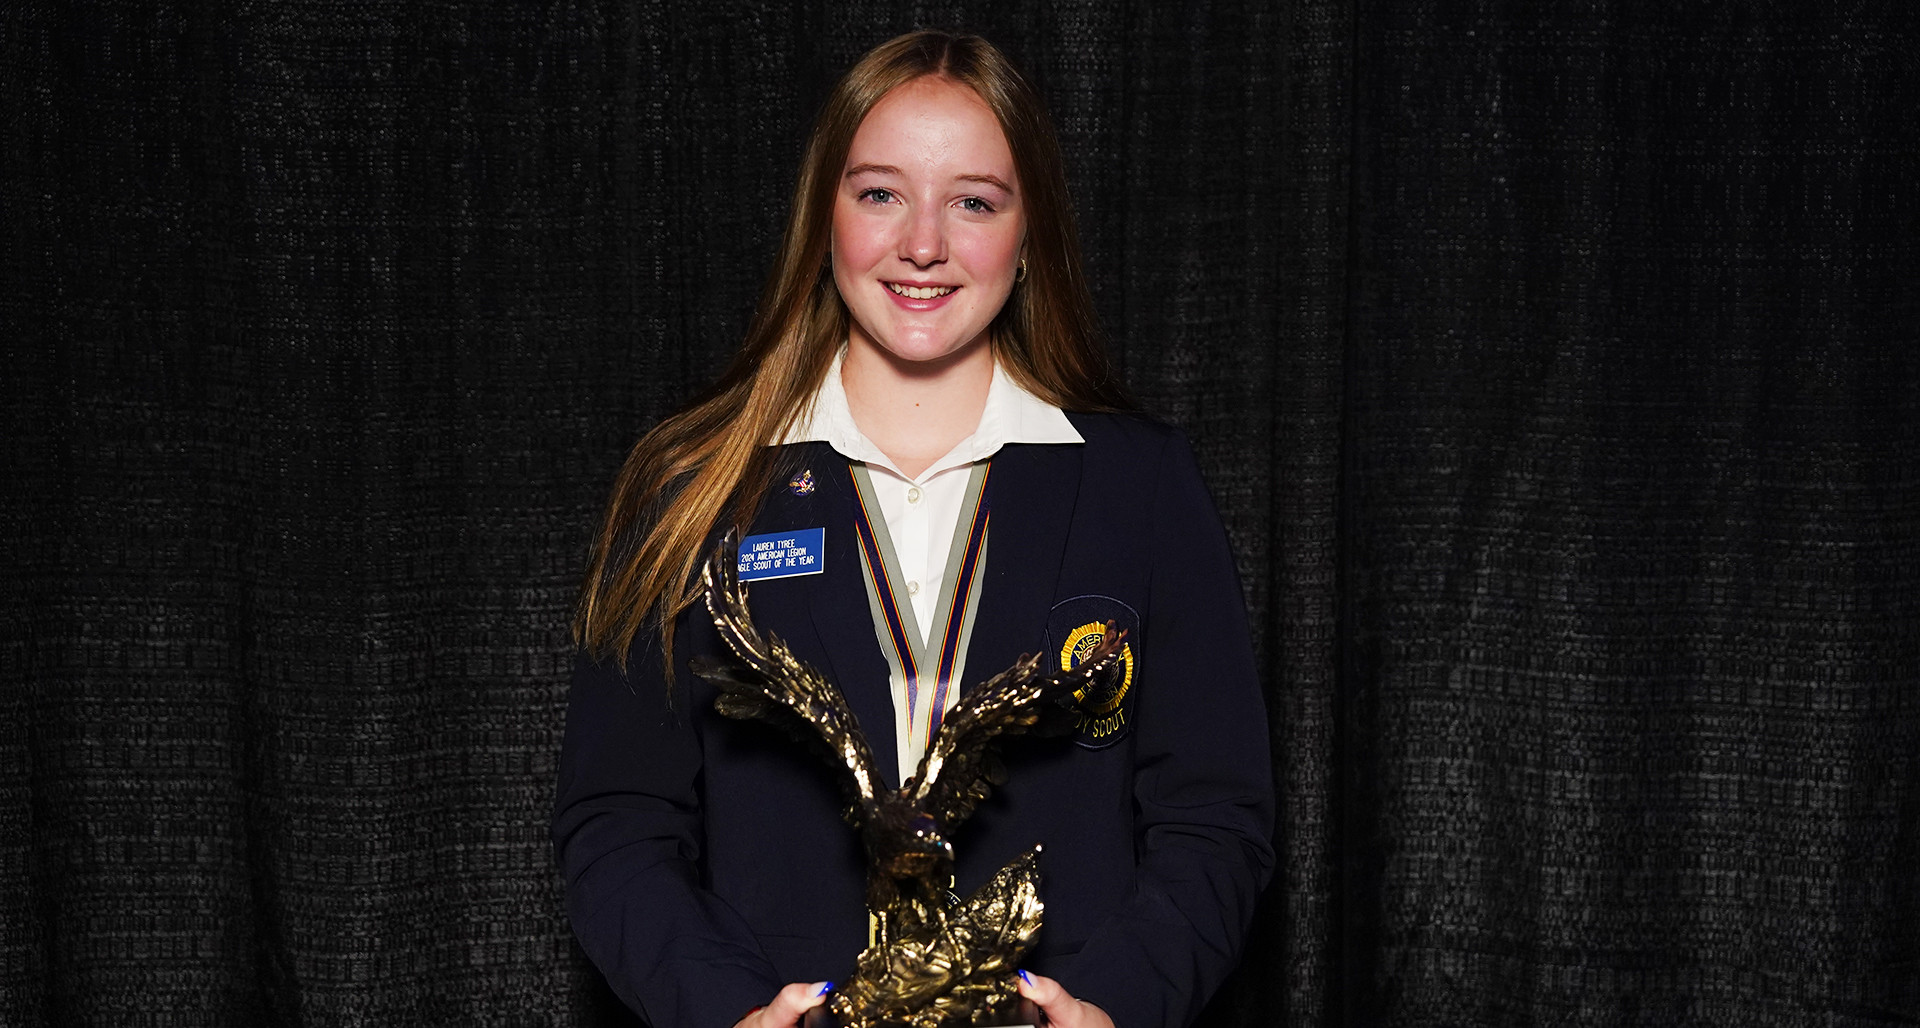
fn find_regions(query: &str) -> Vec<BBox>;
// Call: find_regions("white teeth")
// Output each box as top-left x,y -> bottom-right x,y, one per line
888,283 -> 955,299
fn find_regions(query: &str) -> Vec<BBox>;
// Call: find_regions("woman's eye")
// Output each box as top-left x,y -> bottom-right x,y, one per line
859,188 -> 896,205
958,196 -> 996,214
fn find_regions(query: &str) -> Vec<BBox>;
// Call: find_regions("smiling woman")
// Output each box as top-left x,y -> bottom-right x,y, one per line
556,30 -> 1273,1028
833,76 -> 1028,478
568,33 -> 1124,664
832,76 -> 1025,364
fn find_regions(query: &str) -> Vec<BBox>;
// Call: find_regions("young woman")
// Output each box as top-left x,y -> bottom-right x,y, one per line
554,31 -> 1273,1028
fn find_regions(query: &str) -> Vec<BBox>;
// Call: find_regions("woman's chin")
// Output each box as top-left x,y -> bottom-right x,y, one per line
851,330 -> 993,370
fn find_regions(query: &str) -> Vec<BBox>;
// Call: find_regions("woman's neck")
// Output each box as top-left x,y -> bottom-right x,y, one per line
840,335 -> 995,480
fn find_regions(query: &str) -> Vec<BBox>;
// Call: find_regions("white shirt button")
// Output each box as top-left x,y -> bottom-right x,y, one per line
906,486 -> 923,504
907,580 -> 921,595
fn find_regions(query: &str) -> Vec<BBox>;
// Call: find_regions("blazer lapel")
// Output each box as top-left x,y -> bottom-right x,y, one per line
741,446 -> 899,788
751,441 -> 1084,783
804,456 -> 900,787
963,442 -> 1085,691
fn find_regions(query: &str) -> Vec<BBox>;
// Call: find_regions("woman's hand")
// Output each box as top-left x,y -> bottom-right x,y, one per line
733,981 -> 832,1028
1015,970 -> 1116,1028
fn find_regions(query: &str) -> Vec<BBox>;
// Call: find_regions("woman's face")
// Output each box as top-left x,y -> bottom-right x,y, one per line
831,76 -> 1025,367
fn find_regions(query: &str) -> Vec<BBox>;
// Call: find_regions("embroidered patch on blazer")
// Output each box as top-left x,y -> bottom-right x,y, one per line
1046,594 -> 1140,748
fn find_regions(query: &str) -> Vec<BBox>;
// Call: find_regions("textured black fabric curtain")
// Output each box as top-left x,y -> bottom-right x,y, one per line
5,2 -> 1915,1025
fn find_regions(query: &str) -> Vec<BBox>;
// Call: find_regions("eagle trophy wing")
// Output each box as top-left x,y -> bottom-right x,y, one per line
903,625 -> 1127,828
688,534 -> 884,818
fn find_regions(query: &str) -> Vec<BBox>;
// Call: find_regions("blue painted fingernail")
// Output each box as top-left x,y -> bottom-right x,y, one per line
1019,969 -> 1033,986
817,981 -> 834,997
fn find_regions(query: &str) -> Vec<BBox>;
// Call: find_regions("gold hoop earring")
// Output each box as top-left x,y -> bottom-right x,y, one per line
1015,258 -> 1028,283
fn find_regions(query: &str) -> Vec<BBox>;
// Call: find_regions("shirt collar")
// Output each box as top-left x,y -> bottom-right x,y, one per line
780,345 -> 1083,481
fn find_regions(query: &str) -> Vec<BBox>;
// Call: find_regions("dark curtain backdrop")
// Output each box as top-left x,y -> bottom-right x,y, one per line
4,1 -> 1916,1025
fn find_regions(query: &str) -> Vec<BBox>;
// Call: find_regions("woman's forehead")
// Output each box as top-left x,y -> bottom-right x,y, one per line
846,78 -> 1014,181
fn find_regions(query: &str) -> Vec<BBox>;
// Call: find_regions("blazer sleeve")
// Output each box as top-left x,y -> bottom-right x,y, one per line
552,628 -> 785,1028
1054,430 -> 1277,1028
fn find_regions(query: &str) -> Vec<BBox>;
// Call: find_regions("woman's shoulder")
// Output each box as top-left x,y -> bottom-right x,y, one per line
1059,411 -> 1212,501
1061,410 -> 1205,473
1061,410 -> 1187,453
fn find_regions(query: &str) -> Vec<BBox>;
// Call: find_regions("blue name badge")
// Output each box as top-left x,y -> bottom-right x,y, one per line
737,528 -> 826,583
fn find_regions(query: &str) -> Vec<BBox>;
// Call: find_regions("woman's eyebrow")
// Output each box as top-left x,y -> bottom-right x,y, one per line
843,164 -> 1014,195
956,173 -> 1014,194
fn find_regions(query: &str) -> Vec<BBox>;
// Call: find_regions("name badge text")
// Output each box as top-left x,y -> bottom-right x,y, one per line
737,528 -> 826,583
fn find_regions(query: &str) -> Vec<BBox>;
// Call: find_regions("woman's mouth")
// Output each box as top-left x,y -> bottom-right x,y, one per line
887,282 -> 957,299
884,281 -> 959,311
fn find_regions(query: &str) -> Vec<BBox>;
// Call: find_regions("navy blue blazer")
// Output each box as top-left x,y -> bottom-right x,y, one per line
554,414 -> 1274,1028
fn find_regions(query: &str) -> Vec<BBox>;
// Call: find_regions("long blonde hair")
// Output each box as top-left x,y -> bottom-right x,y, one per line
576,30 -> 1132,667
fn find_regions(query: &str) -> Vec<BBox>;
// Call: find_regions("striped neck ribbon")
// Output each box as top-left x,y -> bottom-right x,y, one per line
849,461 -> 993,783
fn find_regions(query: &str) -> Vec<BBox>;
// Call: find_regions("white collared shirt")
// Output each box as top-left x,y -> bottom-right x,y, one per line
781,347 -> 1083,641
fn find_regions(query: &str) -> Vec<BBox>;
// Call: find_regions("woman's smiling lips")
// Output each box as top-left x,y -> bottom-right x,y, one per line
884,281 -> 960,310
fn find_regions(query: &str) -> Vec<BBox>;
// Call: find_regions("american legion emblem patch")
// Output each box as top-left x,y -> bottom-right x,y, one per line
1046,595 -> 1140,748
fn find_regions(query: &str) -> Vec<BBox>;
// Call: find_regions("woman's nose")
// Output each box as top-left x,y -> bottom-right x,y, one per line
900,206 -> 945,267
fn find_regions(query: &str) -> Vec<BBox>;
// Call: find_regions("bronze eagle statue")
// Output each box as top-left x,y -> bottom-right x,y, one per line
687,536 -> 1127,1028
